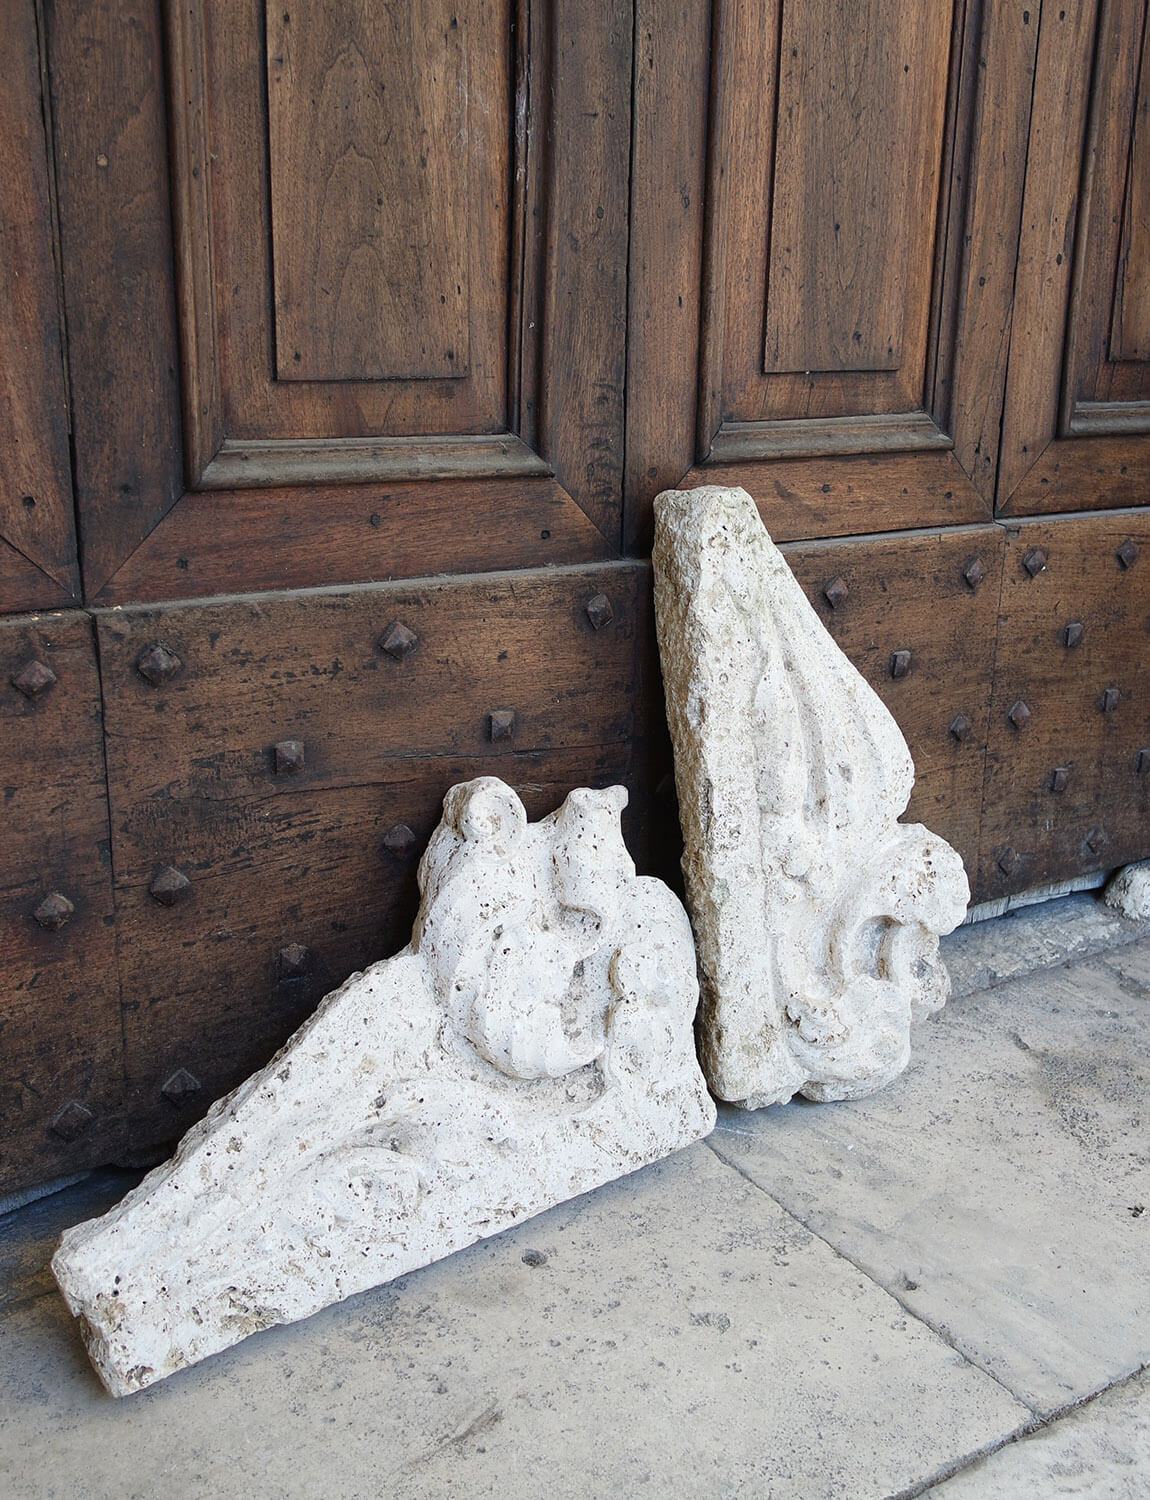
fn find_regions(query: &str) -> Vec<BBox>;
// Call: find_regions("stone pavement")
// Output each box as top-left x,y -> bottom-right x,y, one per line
0,893 -> 1147,1499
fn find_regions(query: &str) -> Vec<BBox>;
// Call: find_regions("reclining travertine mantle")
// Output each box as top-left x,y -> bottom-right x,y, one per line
653,485 -> 969,1110
53,778 -> 715,1396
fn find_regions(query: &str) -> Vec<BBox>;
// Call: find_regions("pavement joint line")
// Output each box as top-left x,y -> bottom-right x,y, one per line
703,1134 -> 1044,1421
893,1359 -> 1150,1498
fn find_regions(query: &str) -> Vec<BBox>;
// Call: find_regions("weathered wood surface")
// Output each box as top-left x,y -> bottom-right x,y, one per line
0,614 -> 123,1194
0,2 -> 78,612
979,512 -> 1150,897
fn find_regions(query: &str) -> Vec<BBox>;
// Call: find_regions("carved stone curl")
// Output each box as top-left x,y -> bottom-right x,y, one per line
53,779 -> 713,1396
653,485 -> 969,1110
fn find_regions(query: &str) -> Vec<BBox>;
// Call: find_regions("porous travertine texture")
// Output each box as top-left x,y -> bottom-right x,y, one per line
653,484 -> 969,1110
1104,860 -> 1150,920
52,779 -> 714,1396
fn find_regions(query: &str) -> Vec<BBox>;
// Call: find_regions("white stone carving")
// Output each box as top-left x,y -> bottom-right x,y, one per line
53,779 -> 714,1397
653,484 -> 969,1111
1104,860 -> 1150,920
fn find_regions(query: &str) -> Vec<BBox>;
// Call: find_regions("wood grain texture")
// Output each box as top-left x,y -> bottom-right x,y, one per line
1062,0 -> 1150,426
1000,434 -> 1150,515
0,537 -> 74,616
623,0 -> 711,551
92,476 -> 610,606
763,0 -> 951,376
996,0 -> 1100,504
0,0 -> 77,604
267,0 -> 469,383
945,0 -> 1039,504
681,450 -> 989,543
781,525 -> 1006,888
1112,13 -> 1150,360
0,613 -> 124,1195
978,512 -> 1150,898
46,0 -> 184,599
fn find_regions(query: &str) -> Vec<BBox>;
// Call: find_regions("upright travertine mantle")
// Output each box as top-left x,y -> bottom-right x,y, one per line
653,485 -> 969,1110
53,778 -> 715,1396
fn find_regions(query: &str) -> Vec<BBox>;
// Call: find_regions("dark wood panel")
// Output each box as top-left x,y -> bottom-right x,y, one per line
781,524 -> 1006,887
763,0 -> 951,377
46,0 -> 184,600
0,0 -> 77,607
267,0 -> 468,383
1002,434 -> 1150,516
0,613 -> 123,1195
978,512 -> 1150,897
95,562 -> 654,807
1109,5 -> 1150,361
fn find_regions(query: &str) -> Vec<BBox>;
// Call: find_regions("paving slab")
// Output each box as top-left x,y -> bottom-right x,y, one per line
927,1365 -> 1150,1497
709,942 -> 1150,1416
0,1143 -> 1026,1500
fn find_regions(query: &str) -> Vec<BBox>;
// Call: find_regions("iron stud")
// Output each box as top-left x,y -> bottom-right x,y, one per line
34,892 -> 74,931
273,739 -> 305,775
961,556 -> 985,590
997,845 -> 1021,876
1049,766 -> 1070,793
488,709 -> 515,742
1007,699 -> 1032,730
49,1100 -> 94,1143
11,659 -> 57,699
1022,547 -> 1047,577
150,865 -> 191,906
161,1068 -> 202,1104
822,576 -> 850,610
381,822 -> 418,859
949,713 -> 973,742
1063,620 -> 1084,648
585,593 -> 614,630
1084,827 -> 1107,856
1136,748 -> 1150,774
136,643 -> 183,686
1101,686 -> 1120,713
1116,538 -> 1138,569
378,620 -> 418,660
889,648 -> 912,679
276,942 -> 312,980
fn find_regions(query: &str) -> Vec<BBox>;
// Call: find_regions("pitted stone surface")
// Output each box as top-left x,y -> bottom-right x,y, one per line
1105,860 -> 1150,920
52,778 -> 714,1396
653,484 -> 969,1110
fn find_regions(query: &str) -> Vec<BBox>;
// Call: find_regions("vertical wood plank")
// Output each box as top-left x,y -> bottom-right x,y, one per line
267,0 -> 470,382
1111,9 -> 1150,360
763,0 -> 951,376
0,0 -> 77,603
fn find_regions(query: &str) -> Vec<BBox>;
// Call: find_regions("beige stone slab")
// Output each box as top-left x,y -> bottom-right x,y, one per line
929,1367 -> 1150,1497
1,1145 -> 1027,1500
709,947 -> 1150,1415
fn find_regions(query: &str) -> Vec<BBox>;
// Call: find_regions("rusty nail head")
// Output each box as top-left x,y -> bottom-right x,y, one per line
1101,686 -> 1120,713
1050,766 -> 1071,793
889,648 -> 911,679
1084,827 -> 1107,855
150,865 -> 191,906
823,576 -> 849,610
488,709 -> 515,741
274,739 -> 305,775
1022,547 -> 1047,577
378,620 -> 418,660
161,1068 -> 202,1104
136,642 -> 183,686
949,712 -> 973,742
1063,620 -> 1085,648
585,593 -> 614,630
49,1100 -> 94,1143
277,942 -> 312,979
996,845 -> 1021,876
11,659 -> 57,699
1007,699 -> 1031,730
1136,748 -> 1150,774
34,891 -> 74,930
961,556 -> 985,590
1116,538 -> 1138,569
381,822 -> 418,858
